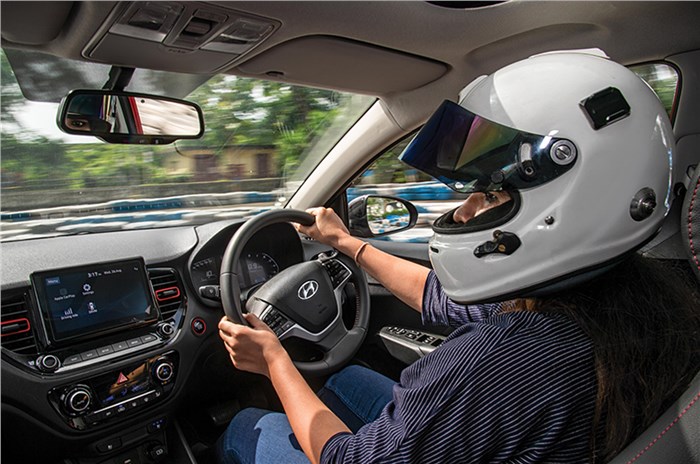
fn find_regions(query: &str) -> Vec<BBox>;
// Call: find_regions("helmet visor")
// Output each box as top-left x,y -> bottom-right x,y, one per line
399,100 -> 577,193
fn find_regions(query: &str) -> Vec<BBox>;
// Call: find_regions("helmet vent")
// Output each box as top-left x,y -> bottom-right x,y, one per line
580,87 -> 631,130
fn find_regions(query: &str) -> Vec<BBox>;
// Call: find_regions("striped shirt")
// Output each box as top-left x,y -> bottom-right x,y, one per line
321,271 -> 597,463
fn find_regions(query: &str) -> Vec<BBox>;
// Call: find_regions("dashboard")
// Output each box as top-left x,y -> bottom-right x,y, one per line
190,222 -> 304,301
0,218 -> 323,463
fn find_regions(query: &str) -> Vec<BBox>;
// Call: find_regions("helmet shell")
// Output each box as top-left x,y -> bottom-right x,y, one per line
429,51 -> 674,303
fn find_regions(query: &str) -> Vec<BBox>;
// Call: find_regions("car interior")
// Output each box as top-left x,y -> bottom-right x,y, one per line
1,2 -> 699,463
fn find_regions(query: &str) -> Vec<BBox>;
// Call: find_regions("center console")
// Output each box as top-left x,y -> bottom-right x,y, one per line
48,351 -> 178,431
30,258 -> 159,354
3,258 -> 184,436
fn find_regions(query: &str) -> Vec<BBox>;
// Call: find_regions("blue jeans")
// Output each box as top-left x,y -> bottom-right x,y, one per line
216,365 -> 396,464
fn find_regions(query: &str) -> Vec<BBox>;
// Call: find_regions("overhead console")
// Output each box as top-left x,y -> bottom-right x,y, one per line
81,2 -> 449,91
85,1 -> 281,73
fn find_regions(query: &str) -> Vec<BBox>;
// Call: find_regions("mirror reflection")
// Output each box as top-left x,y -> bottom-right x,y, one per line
62,92 -> 203,138
367,197 -> 412,235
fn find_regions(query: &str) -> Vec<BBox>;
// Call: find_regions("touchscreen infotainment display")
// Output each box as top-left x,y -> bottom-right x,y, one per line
32,258 -> 157,344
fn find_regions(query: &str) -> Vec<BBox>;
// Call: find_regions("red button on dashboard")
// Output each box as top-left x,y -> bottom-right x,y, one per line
191,318 -> 206,336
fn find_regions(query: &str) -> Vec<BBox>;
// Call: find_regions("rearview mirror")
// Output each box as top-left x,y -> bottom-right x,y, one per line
57,89 -> 204,144
348,195 -> 418,238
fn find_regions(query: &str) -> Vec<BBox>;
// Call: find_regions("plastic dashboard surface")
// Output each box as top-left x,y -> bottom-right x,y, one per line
0,218 -> 321,461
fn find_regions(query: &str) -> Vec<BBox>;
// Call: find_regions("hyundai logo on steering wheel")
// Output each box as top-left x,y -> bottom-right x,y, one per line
298,280 -> 319,300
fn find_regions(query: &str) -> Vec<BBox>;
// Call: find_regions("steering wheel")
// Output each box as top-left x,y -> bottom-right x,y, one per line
220,209 -> 370,376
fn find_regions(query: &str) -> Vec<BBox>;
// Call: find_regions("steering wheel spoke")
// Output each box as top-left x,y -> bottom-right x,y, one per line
313,320 -> 350,351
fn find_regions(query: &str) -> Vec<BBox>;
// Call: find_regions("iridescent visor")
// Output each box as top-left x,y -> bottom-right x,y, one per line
399,100 -> 577,193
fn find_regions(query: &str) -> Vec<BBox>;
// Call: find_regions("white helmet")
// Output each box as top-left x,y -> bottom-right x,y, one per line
400,50 -> 674,303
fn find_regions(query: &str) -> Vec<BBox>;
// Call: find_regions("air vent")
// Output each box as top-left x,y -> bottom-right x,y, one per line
1,293 -> 39,356
148,268 -> 186,321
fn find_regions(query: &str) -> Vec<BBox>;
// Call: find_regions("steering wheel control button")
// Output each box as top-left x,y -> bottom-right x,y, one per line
261,309 -> 291,335
36,354 -> 61,372
279,320 -> 294,334
323,259 -> 351,288
191,317 -> 207,336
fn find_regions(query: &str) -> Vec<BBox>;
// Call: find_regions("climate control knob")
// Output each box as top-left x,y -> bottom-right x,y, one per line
152,359 -> 175,384
64,386 -> 92,415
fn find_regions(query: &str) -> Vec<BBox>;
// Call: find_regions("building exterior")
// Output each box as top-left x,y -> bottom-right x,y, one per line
163,144 -> 278,181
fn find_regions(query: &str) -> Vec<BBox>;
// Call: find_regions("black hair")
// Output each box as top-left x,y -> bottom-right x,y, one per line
528,256 -> 700,462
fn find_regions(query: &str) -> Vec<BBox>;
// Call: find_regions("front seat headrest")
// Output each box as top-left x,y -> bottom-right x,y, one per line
682,165 -> 700,281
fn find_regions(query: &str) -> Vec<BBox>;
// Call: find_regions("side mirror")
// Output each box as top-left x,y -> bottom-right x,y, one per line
57,89 -> 204,144
348,195 -> 418,238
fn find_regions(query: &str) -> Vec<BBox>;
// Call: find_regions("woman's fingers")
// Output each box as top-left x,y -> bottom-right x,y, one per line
244,312 -> 270,331
218,314 -> 282,377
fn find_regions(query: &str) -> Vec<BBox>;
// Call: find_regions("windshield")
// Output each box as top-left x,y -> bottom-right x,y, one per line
0,50 -> 375,242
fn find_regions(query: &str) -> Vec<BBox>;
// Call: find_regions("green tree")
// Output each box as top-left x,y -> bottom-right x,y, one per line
1,50 -> 69,190
183,75 -> 344,176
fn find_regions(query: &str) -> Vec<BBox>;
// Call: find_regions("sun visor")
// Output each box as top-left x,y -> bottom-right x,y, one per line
0,1 -> 74,45
236,36 -> 448,94
4,49 -> 211,103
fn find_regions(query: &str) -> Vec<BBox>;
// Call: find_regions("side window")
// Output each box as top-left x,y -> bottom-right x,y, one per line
347,135 -> 467,243
629,62 -> 680,121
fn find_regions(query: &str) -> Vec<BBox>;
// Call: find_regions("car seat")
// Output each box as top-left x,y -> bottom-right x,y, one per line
608,164 -> 700,463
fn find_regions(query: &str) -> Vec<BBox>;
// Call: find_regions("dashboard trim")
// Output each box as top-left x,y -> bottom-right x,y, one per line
2,227 -> 198,290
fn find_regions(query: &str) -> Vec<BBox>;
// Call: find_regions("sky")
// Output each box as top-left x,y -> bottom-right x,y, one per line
14,101 -> 97,144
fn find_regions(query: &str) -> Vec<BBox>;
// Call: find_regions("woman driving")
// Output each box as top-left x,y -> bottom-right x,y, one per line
217,51 -> 699,464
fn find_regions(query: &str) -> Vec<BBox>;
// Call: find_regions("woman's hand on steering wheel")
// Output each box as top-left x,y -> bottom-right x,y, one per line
295,207 -> 351,251
218,313 -> 288,378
